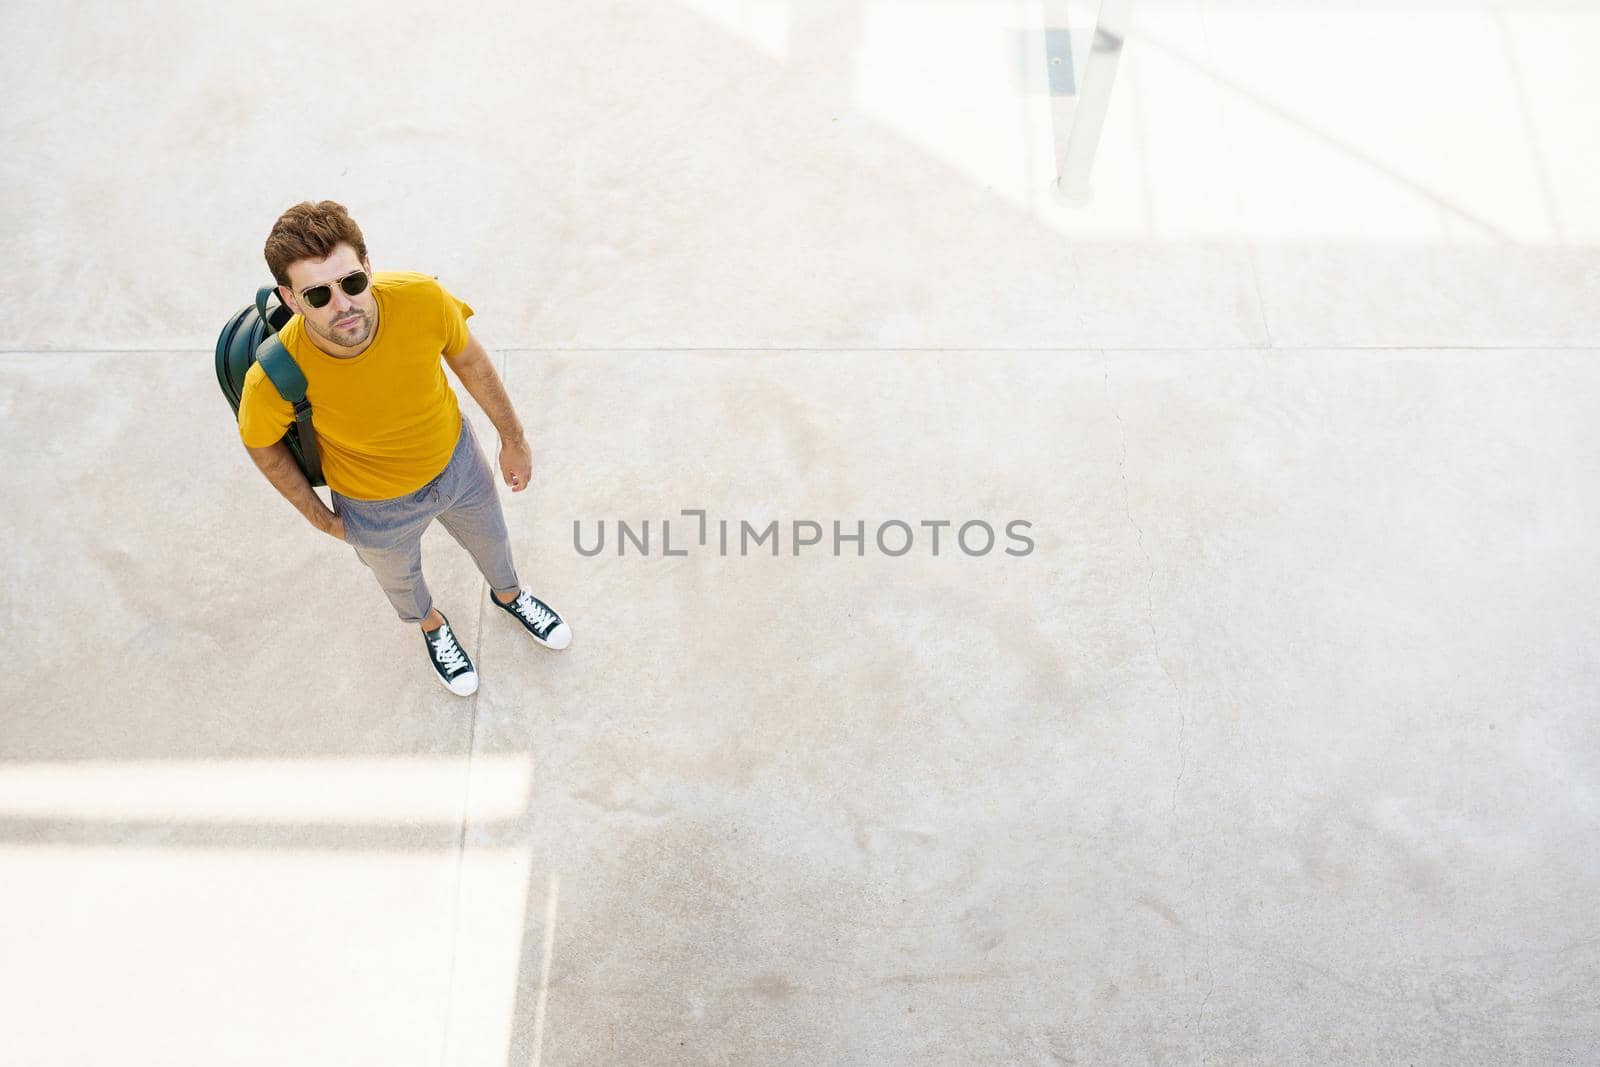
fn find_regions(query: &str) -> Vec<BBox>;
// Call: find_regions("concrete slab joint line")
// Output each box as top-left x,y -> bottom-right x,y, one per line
439,588 -> 489,1066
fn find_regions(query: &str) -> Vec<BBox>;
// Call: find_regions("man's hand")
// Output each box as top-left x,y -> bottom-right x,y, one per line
499,436 -> 532,492
246,439 -> 351,543
313,507 -> 347,542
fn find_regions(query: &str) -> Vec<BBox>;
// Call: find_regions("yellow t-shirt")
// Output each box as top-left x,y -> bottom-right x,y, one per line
237,271 -> 475,501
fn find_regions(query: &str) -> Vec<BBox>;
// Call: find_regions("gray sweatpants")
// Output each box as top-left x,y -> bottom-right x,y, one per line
330,418 -> 520,625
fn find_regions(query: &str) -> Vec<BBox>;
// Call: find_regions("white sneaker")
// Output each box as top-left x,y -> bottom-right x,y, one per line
422,614 -> 479,695
492,588 -> 572,650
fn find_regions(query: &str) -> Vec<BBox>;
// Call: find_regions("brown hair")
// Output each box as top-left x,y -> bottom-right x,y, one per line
263,200 -> 369,287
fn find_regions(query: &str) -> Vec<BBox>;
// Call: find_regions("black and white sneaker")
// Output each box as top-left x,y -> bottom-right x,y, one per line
422,614 -> 479,695
492,588 -> 572,650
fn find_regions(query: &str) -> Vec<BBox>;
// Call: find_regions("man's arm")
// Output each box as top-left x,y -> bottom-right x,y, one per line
244,438 -> 340,536
445,335 -> 525,445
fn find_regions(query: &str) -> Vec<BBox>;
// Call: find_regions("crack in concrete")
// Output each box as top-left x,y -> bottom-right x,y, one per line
1101,362 -> 1187,817
1190,5 -> 1226,1054
1104,359 -> 1213,1061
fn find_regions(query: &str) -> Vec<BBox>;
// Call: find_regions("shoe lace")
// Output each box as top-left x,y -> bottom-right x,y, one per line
430,625 -> 469,673
512,591 -> 556,633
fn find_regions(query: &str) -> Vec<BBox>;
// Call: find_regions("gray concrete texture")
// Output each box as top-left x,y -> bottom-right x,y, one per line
2,1 -> 1598,1064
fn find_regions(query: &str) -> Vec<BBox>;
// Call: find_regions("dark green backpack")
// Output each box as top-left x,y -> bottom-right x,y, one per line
215,287 -> 325,486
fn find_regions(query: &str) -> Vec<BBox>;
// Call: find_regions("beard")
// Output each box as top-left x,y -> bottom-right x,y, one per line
320,308 -> 369,345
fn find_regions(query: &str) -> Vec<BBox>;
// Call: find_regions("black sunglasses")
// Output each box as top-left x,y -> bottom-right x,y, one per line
299,269 -> 370,309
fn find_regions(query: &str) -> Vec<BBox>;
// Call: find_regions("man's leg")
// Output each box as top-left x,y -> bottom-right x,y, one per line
349,526 -> 478,693
351,535 -> 436,627
436,423 -> 521,599
434,418 -> 571,650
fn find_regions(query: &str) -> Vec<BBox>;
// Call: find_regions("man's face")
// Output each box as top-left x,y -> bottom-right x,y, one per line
281,243 -> 377,349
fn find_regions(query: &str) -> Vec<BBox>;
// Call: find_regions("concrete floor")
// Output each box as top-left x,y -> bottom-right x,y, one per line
3,1 -> 1598,1064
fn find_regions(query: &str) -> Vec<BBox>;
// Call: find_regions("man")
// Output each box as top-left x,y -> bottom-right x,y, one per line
239,200 -> 570,696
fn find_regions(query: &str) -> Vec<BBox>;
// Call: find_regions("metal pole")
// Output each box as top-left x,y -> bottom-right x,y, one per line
1055,0 -> 1134,203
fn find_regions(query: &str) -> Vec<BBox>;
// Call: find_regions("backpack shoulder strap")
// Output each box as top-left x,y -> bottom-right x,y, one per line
255,285 -> 293,333
254,334 -> 309,405
253,334 -> 324,485
252,284 -> 307,405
